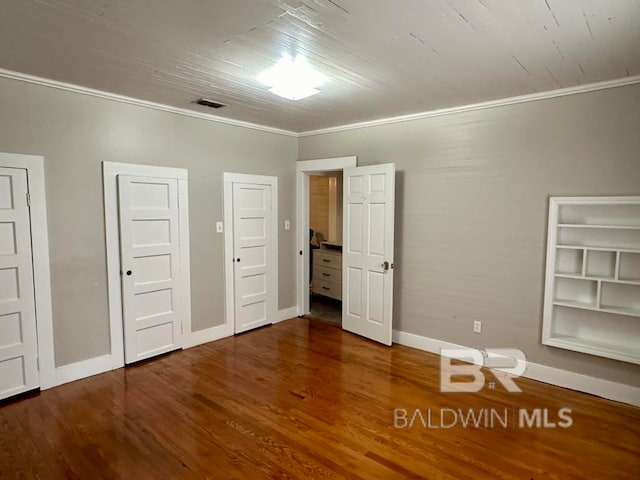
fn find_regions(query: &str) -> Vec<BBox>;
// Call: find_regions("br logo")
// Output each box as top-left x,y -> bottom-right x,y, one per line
440,348 -> 527,393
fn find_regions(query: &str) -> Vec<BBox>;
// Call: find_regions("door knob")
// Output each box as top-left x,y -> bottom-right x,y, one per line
236,258 -> 241,263
382,261 -> 389,271
126,270 -> 132,276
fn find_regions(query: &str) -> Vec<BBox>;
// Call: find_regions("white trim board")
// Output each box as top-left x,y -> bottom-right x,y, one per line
0,68 -> 295,138
298,75 -> 640,137
223,172 -> 279,334
178,306 -> 297,349
183,323 -> 232,349
0,153 -> 56,389
2,67 -> 639,138
103,161 -> 192,368
46,354 -> 116,388
296,157 -> 357,316
392,330 -> 640,408
275,307 -> 298,324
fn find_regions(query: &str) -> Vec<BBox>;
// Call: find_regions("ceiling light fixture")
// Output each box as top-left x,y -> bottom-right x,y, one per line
258,53 -> 326,100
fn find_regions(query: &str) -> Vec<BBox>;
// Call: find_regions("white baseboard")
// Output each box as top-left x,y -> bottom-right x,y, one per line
39,311 -> 299,391
175,307 -> 298,350
275,306 -> 298,324
183,323 -> 233,349
392,330 -> 640,407
41,353 -> 120,390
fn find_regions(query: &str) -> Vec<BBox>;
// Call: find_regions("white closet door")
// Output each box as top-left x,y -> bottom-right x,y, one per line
342,164 -> 396,345
233,183 -> 273,333
118,175 -> 183,363
0,167 -> 39,399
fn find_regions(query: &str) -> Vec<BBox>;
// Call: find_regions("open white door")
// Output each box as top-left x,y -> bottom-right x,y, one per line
118,175 -> 184,363
233,182 -> 273,333
342,164 -> 396,345
0,167 -> 39,399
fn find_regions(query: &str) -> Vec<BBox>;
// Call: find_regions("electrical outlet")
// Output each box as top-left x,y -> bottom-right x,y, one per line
473,320 -> 482,334
284,220 -> 290,230
216,221 -> 223,233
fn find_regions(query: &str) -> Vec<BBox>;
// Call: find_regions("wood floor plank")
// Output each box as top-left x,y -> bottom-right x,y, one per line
0,318 -> 638,479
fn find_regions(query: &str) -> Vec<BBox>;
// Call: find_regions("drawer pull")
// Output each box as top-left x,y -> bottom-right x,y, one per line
322,273 -> 330,277
322,259 -> 330,263
322,286 -> 330,290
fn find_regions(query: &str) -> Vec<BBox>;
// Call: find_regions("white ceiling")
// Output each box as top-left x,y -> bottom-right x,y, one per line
1,0 -> 639,132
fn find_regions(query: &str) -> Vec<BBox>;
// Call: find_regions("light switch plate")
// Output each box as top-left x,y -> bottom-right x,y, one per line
284,220 -> 290,230
216,221 -> 223,233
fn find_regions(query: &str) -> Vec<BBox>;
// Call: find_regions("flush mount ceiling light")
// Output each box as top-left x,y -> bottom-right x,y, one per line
258,53 -> 326,100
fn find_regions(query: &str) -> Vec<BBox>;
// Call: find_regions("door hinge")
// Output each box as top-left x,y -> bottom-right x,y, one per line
26,192 -> 31,207
181,322 -> 184,334
36,357 -> 39,371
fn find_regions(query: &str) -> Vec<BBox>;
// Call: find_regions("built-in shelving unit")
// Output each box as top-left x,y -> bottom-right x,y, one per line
542,197 -> 640,364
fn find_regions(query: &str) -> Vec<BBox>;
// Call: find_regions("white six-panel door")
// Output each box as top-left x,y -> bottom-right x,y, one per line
342,164 -> 396,345
0,167 -> 39,399
118,175 -> 184,363
233,183 -> 273,333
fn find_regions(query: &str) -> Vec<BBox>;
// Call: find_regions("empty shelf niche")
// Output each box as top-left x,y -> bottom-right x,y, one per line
600,283 -> 640,316
558,203 -> 640,227
619,252 -> 640,282
549,305 -> 640,364
555,248 -> 583,275
585,250 -> 616,279
557,227 -> 640,249
553,277 -> 597,308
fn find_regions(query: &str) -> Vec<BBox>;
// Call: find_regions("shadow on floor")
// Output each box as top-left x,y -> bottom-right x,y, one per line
309,294 -> 342,325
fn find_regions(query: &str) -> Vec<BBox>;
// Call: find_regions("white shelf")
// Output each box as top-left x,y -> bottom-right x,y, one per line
552,300 -> 640,318
544,336 -> 640,365
543,196 -> 640,364
552,299 -> 597,311
554,273 -> 640,286
558,224 -> 640,230
556,245 -> 640,254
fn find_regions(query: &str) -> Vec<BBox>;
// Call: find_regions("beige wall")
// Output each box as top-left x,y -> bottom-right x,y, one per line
299,83 -> 640,386
0,76 -> 298,367
2,73 -> 639,386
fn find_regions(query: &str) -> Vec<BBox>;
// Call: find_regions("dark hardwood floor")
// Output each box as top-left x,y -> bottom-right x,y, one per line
1,318 -> 639,479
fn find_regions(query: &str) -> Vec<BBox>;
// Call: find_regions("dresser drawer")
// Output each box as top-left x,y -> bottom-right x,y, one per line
313,279 -> 342,300
313,250 -> 342,269
313,265 -> 342,284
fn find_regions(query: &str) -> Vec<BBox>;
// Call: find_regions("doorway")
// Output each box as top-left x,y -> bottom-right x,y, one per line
0,153 -> 53,398
0,166 -> 39,399
223,173 -> 278,334
296,156 -> 356,319
308,172 -> 343,325
103,162 -> 192,365
297,157 -> 397,346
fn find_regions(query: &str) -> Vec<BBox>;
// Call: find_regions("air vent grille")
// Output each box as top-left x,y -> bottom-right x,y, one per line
194,98 -> 226,109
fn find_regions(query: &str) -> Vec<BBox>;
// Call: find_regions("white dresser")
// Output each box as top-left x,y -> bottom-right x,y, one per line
312,248 -> 342,300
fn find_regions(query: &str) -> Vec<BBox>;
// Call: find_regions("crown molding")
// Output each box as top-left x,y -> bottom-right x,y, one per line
2,68 -> 638,139
298,75 -> 640,137
0,68 -> 298,137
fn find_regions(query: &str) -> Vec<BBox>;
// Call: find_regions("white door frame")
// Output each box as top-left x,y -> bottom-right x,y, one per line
296,156 -> 357,316
103,162 -> 191,367
0,153 -> 54,388
223,173 -> 278,334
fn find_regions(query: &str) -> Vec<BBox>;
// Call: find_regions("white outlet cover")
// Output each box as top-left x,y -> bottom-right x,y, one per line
216,221 -> 223,233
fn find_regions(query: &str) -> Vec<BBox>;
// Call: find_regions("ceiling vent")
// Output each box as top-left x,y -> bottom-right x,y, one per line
193,98 -> 226,109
